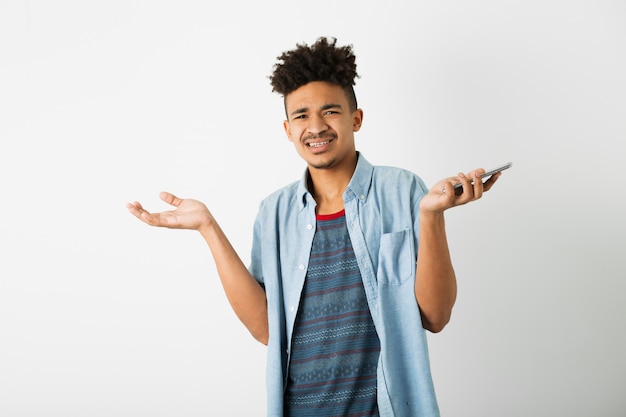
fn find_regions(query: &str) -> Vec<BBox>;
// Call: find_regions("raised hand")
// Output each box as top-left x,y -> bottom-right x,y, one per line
126,191 -> 269,343
419,168 -> 502,214
126,191 -> 213,230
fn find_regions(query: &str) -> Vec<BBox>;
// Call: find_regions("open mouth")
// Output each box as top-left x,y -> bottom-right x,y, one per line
307,139 -> 333,148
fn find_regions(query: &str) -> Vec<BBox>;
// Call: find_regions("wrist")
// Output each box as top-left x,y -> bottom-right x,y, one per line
419,208 -> 445,224
197,213 -> 216,236
419,209 -> 447,237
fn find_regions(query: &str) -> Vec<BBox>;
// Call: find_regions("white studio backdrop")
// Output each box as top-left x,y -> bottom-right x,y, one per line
1,1 -> 625,416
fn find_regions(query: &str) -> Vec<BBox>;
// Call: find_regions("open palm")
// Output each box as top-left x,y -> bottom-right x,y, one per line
126,191 -> 212,230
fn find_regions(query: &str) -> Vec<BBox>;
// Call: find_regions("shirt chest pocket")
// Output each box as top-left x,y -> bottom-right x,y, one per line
377,228 -> 414,286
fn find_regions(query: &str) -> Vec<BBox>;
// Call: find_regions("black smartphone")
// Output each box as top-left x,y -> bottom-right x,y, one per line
453,162 -> 512,195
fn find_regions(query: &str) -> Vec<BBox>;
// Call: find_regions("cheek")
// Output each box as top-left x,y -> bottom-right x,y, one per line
287,126 -> 304,143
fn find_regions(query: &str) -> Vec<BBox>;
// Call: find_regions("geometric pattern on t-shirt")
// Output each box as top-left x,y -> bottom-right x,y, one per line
284,210 -> 381,417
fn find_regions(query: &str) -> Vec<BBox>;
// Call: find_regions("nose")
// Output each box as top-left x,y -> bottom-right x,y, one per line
306,113 -> 328,135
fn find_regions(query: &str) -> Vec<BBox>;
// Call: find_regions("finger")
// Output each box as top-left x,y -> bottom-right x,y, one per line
132,201 -> 146,211
471,171 -> 484,200
482,171 -> 501,192
451,174 -> 465,196
468,168 -> 486,177
160,191 -> 183,207
140,211 -> 167,227
457,172 -> 473,199
440,178 -> 456,197
127,203 -> 155,224
126,202 -> 145,217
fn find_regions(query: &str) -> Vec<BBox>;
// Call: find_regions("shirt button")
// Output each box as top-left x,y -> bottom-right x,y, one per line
299,264 -> 305,270
289,305 -> 295,312
306,224 -> 313,230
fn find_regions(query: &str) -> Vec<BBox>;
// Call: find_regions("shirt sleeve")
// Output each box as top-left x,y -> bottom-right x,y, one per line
248,202 -> 265,286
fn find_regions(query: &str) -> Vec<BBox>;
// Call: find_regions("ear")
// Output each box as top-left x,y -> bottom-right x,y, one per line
283,119 -> 294,142
352,109 -> 364,132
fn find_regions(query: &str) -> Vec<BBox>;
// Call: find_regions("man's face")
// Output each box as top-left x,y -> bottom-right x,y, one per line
283,81 -> 363,171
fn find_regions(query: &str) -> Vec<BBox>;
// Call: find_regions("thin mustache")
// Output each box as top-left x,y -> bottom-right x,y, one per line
302,133 -> 336,142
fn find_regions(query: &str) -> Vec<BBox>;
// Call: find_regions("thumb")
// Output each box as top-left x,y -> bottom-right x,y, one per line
160,191 -> 183,207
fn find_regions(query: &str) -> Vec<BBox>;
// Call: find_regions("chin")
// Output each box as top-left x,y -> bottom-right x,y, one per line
309,157 -> 336,170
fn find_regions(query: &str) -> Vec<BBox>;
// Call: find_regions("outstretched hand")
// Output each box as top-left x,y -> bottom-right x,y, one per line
126,191 -> 212,230
420,168 -> 502,214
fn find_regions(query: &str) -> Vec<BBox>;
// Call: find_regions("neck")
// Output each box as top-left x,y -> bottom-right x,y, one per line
307,153 -> 358,215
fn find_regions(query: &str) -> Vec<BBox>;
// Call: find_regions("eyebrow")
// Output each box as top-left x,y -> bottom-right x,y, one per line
289,103 -> 343,118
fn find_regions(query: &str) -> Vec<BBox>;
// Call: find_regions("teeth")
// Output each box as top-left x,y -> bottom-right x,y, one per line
309,141 -> 329,147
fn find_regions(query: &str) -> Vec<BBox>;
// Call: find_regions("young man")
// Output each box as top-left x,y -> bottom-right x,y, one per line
127,37 -> 501,417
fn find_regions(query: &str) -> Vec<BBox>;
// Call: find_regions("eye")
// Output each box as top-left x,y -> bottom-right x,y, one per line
293,114 -> 307,120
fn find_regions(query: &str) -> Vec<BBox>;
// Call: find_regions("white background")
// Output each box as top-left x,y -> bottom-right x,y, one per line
1,1 -> 625,416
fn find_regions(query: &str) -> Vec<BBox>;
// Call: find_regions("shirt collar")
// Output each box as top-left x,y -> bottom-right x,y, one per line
345,152 -> 373,204
297,152 -> 374,209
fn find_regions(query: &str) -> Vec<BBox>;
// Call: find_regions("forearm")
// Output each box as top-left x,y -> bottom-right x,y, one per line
415,211 -> 457,333
199,219 -> 269,345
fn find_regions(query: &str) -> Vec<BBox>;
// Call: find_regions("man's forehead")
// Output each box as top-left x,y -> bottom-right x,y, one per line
285,82 -> 348,111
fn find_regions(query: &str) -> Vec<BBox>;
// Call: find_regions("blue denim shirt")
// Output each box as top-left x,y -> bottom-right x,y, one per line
249,153 -> 440,417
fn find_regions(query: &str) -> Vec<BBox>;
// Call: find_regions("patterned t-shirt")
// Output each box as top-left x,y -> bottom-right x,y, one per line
284,210 -> 381,417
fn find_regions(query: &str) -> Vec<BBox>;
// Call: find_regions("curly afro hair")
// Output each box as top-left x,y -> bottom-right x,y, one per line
269,37 -> 359,111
